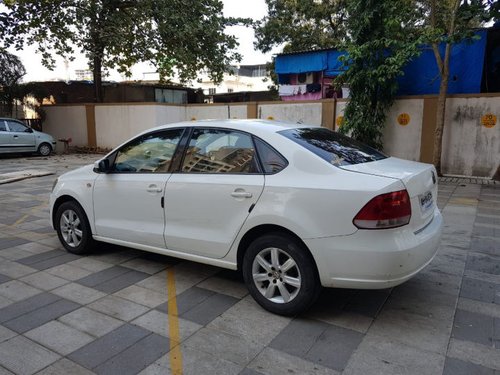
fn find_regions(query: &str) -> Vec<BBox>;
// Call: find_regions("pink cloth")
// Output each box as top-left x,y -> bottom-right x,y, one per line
281,92 -> 322,101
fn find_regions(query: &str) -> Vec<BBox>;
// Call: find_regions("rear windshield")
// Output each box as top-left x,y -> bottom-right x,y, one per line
279,127 -> 387,166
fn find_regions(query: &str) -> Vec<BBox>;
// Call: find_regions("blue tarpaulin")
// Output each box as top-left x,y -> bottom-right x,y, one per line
275,51 -> 328,74
398,30 -> 487,95
275,30 -> 488,95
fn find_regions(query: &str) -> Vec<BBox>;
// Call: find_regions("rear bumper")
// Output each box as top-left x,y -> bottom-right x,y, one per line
304,209 -> 442,289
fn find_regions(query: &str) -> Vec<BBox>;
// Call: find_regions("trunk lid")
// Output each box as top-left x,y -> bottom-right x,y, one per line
341,157 -> 438,231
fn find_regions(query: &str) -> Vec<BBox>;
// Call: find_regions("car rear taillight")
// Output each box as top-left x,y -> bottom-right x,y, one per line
353,190 -> 411,229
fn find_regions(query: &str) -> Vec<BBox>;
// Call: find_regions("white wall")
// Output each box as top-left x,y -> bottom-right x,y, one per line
186,104 -> 247,120
95,105 -> 185,148
382,99 -> 424,161
442,97 -> 500,177
43,106 -> 88,146
258,103 -> 322,125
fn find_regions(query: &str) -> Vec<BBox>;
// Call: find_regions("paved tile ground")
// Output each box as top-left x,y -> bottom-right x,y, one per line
0,153 -> 499,374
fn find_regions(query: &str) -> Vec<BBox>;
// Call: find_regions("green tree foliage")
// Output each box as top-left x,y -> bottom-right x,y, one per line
418,0 -> 497,174
0,49 -> 26,116
339,0 -> 423,149
1,0 -> 247,102
255,0 -> 348,53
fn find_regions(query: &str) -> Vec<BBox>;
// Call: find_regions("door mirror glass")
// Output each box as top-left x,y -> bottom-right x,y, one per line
25,127 -> 34,133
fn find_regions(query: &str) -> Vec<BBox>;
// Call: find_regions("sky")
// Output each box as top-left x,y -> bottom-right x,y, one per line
3,0 -> 278,83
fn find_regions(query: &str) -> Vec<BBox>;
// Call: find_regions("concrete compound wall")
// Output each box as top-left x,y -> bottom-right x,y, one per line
186,104 -> 247,121
43,106 -> 88,147
95,104 -> 185,148
258,102 -> 322,125
42,95 -> 500,177
442,97 -> 500,177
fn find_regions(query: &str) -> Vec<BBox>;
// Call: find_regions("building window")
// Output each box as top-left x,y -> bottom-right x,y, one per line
209,88 -> 217,95
227,88 -> 234,93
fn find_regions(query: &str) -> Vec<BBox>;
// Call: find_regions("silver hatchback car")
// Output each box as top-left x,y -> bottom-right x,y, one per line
0,118 -> 56,156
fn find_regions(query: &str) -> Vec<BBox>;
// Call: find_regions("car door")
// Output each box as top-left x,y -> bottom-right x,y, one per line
0,120 -> 9,153
5,120 -> 36,152
93,128 -> 185,248
164,128 -> 265,258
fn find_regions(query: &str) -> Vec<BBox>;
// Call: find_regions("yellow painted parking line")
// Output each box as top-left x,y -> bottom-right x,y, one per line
11,201 -> 48,227
13,214 -> 30,227
167,268 -> 183,375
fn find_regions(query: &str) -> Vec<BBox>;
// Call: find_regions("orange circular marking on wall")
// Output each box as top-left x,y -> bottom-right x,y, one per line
397,113 -> 411,126
481,113 -> 497,128
336,115 -> 344,127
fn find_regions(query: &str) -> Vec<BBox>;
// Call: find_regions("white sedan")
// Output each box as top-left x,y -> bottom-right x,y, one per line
50,120 -> 442,315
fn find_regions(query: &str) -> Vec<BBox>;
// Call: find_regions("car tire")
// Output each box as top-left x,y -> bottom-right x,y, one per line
242,232 -> 321,316
38,142 -> 52,156
55,201 -> 95,255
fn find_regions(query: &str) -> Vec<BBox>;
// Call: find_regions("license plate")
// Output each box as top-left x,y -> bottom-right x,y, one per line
420,191 -> 433,212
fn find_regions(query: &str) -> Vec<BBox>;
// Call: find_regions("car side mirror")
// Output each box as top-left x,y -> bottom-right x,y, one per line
26,128 -> 34,133
94,159 -> 110,173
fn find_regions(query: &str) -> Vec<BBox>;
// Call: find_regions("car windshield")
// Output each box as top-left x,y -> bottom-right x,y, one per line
279,127 -> 387,166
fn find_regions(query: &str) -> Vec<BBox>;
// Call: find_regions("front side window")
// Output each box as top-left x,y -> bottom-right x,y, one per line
7,121 -> 28,133
112,129 -> 184,173
182,128 -> 259,173
279,127 -> 386,166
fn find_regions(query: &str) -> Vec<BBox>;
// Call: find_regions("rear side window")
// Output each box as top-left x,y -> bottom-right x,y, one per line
279,128 -> 386,166
254,138 -> 287,174
0,121 -> 6,132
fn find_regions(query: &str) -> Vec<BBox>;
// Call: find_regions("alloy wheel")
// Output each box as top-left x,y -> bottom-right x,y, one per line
252,247 -> 302,304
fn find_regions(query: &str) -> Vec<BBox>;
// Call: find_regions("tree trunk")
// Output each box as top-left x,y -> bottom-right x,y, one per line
93,55 -> 103,103
432,68 -> 449,175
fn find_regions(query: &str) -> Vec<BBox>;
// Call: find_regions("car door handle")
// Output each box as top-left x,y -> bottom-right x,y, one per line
147,185 -> 163,193
231,190 -> 252,198
13,135 -> 18,138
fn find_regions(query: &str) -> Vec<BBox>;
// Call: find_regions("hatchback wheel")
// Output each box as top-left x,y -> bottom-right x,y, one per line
38,142 -> 52,156
243,233 -> 320,316
55,201 -> 95,254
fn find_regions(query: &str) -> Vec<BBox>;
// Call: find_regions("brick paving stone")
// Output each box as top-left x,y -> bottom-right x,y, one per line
0,292 -> 60,323
270,318 -> 330,357
181,292 -> 239,326
114,285 -> 167,308
93,333 -> 169,375
58,307 -> 124,338
248,347 -> 337,375
270,318 -> 363,372
460,277 -> 500,304
77,266 -> 133,287
52,283 -> 106,305
0,274 -> 10,285
0,336 -> 60,374
452,310 -> 496,347
156,286 -> 215,315
3,298 -> 80,333
25,320 -> 94,355
443,357 -> 496,375
88,295 -> 150,322
0,237 -> 30,250
0,326 -> 16,344
36,358 -> 95,375
20,271 -> 69,291
68,324 -> 151,370
0,280 -> 41,301
131,309 -> 201,342
184,326 -> 263,366
466,253 -> 500,276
